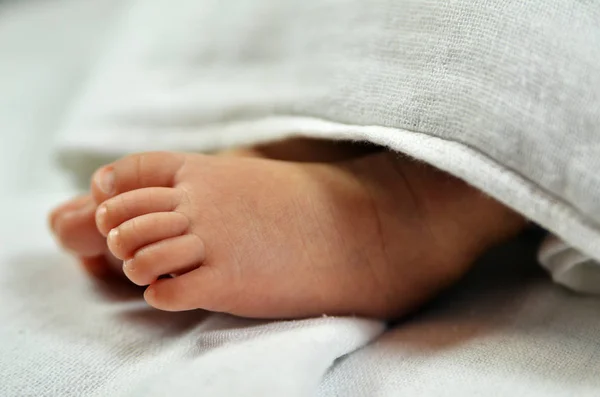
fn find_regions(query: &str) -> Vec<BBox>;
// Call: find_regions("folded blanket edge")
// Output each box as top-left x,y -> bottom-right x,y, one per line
56,115 -> 600,291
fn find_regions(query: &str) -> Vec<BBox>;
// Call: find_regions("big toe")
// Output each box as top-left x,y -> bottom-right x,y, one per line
91,152 -> 185,204
50,195 -> 106,257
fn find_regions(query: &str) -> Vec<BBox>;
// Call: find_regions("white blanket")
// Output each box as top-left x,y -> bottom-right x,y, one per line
57,0 -> 600,292
0,204 -> 381,396
0,3 -> 384,396
4,1 -> 600,396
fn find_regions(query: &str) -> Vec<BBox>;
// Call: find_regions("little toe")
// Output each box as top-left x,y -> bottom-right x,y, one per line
91,152 -> 185,203
52,197 -> 107,257
106,212 -> 190,260
123,234 -> 205,286
144,266 -> 225,312
49,195 -> 93,234
96,187 -> 183,236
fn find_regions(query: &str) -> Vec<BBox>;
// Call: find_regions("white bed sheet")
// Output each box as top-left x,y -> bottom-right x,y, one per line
0,203 -> 380,396
3,1 -> 600,396
0,3 -> 382,396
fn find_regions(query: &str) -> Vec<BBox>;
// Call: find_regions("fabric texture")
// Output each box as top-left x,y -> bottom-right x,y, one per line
538,236 -> 600,294
0,4 -> 384,395
57,0 -> 600,291
319,234 -> 600,397
3,1 -> 600,396
0,235 -> 380,397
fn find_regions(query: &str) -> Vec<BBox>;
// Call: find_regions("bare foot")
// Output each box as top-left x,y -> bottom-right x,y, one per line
49,138 -> 377,279
49,195 -> 122,277
86,151 -> 525,319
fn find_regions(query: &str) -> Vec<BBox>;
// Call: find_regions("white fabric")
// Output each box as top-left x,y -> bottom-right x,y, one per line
4,1 -> 600,396
538,237 -> 600,295
0,3 -> 383,396
56,0 -> 600,292
320,236 -> 600,397
0,205 -> 381,396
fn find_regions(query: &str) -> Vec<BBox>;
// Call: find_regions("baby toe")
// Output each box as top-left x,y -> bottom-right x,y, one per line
49,195 -> 93,233
91,152 -> 185,203
123,234 -> 205,286
52,197 -> 106,257
106,212 -> 190,260
96,187 -> 182,236
144,266 -> 226,312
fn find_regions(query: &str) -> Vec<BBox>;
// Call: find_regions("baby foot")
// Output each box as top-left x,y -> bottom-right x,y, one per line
49,195 -> 122,277
90,151 -> 525,319
49,138 -> 377,280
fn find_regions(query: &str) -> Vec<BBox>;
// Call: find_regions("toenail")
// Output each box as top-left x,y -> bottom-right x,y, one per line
123,259 -> 134,272
144,286 -> 156,302
57,209 -> 78,223
94,167 -> 115,195
79,199 -> 96,212
96,206 -> 107,224
49,212 -> 61,233
108,228 -> 119,243
68,200 -> 96,219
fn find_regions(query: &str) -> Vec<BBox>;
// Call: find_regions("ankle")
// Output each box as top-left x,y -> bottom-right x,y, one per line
372,152 -> 526,261
395,155 -> 527,258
